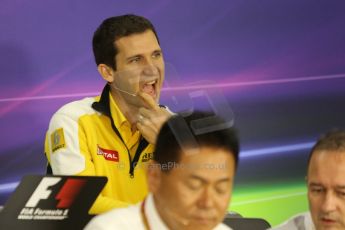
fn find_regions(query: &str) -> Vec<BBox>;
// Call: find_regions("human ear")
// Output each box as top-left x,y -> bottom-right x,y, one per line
97,64 -> 115,83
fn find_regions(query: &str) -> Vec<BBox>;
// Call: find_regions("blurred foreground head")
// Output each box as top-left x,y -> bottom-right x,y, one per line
148,111 -> 240,230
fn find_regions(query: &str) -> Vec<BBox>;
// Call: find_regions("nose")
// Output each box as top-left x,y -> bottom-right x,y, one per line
142,64 -> 159,76
321,192 -> 337,213
197,186 -> 215,209
141,56 -> 161,76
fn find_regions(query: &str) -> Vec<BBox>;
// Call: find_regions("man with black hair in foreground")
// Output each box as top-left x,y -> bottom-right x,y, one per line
85,111 -> 239,230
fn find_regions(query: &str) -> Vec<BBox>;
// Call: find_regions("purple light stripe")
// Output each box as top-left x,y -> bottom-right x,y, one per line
0,56 -> 90,116
0,72 -> 344,102
0,92 -> 98,102
163,73 -> 345,91
185,6 -> 236,42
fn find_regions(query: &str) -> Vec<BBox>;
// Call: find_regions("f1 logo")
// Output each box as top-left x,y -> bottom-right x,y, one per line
25,177 -> 61,207
25,177 -> 86,209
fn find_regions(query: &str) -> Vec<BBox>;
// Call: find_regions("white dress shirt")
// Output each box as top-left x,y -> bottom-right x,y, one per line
270,212 -> 315,230
84,193 -> 231,230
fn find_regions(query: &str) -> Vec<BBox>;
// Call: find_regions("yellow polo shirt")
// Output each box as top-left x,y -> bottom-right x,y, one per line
44,85 -> 154,214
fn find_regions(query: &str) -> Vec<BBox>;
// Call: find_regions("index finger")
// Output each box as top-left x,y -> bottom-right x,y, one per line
137,91 -> 159,110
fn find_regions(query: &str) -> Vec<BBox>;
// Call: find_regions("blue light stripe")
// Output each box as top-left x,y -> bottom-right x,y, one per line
240,142 -> 314,158
0,181 -> 19,193
0,142 -> 315,194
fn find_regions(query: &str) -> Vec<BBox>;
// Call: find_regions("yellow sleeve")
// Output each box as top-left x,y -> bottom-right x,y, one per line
44,109 -> 129,214
44,132 -> 51,164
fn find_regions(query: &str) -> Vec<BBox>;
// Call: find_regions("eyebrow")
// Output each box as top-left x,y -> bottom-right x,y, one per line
189,174 -> 231,184
126,49 -> 162,60
308,182 -> 323,187
152,49 -> 162,53
336,186 -> 345,189
308,182 -> 345,189
126,54 -> 142,61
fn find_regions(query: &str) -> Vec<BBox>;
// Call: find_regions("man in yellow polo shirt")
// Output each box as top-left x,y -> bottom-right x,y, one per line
44,14 -> 172,214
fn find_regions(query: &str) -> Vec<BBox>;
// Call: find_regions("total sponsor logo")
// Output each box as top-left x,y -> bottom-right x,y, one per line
18,177 -> 86,220
97,145 -> 119,162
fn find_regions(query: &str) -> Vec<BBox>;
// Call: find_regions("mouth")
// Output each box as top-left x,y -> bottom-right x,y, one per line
321,217 -> 337,225
141,79 -> 157,98
193,216 -> 215,225
195,218 -> 214,226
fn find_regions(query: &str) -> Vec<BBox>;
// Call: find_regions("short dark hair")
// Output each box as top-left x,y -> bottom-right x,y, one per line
92,14 -> 159,69
307,130 -> 345,169
154,111 -> 240,172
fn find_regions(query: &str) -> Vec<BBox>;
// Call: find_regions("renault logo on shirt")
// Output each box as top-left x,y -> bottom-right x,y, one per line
141,152 -> 153,162
97,145 -> 119,162
51,128 -> 66,153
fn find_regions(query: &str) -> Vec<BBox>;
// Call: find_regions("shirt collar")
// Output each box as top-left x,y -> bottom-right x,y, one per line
145,194 -> 232,230
109,91 -> 130,128
145,194 -> 170,230
91,84 -> 111,117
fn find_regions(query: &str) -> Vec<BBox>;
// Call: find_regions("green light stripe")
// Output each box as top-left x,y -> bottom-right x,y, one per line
228,182 -> 309,226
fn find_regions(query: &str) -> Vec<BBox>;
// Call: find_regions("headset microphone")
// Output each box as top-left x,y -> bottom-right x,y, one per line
111,85 -> 137,97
